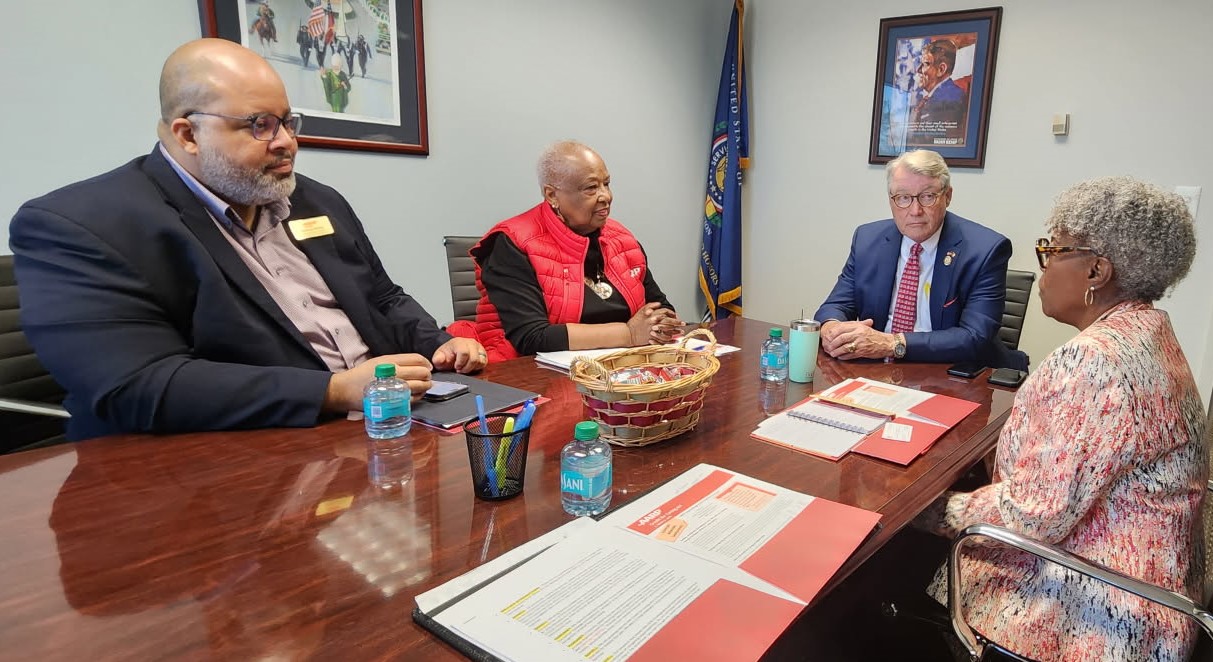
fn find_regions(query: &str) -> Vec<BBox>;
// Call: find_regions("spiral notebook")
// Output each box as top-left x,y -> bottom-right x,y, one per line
786,400 -> 891,433
753,398 -> 891,459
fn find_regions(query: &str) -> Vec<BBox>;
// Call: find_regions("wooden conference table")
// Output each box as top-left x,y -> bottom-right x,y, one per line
0,317 -> 1016,660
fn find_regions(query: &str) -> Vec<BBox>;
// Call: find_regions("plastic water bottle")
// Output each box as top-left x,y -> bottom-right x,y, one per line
561,421 -> 613,516
364,364 -> 412,488
758,378 -> 788,415
760,328 -> 789,382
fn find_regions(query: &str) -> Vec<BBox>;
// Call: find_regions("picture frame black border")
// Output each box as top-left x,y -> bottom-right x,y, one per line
867,6 -> 1002,168
199,0 -> 429,156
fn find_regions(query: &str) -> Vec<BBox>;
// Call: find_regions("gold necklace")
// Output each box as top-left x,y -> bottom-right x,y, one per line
584,271 -> 614,300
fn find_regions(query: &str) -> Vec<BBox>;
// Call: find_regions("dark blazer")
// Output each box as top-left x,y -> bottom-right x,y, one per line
814,212 -> 1022,369
9,146 -> 450,440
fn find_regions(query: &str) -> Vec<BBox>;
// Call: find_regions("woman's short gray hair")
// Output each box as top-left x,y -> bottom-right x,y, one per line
537,140 -> 594,188
1046,176 -> 1195,302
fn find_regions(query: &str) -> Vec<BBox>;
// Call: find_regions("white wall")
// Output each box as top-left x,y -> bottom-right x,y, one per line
1,0 -> 728,323
5,1 -> 1212,401
745,0 -> 1213,399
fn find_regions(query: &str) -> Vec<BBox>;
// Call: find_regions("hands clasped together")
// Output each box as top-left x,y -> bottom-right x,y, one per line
324,337 -> 488,412
820,319 -> 897,360
627,302 -> 684,346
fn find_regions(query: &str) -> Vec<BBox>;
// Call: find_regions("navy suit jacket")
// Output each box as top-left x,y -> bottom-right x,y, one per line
9,146 -> 451,440
814,212 -> 1022,369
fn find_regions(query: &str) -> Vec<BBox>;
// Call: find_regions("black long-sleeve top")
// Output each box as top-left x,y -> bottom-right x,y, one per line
479,231 -> 673,355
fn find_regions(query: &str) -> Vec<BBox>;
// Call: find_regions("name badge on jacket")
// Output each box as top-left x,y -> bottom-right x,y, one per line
288,216 -> 335,241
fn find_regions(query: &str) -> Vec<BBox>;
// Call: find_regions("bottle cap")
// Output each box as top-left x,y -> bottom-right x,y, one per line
374,364 -> 396,378
574,421 -> 600,441
769,328 -> 783,338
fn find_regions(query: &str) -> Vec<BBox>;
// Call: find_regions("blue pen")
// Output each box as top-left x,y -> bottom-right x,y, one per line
475,395 -> 497,496
507,399 -> 537,463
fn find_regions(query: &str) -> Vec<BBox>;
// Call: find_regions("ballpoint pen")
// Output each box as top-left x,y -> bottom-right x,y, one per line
475,395 -> 498,497
507,400 -> 537,463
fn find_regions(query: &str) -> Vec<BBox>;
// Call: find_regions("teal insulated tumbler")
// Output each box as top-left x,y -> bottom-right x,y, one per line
788,320 -> 821,383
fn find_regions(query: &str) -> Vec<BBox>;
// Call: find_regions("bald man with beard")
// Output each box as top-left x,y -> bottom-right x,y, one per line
9,39 -> 486,440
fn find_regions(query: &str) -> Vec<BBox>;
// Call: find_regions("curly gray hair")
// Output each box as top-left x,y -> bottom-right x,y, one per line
1046,176 -> 1195,302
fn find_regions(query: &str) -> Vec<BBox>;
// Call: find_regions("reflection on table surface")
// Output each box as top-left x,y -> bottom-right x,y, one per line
0,317 -> 1015,660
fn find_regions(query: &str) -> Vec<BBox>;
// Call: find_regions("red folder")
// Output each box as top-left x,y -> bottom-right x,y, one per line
850,393 -> 979,465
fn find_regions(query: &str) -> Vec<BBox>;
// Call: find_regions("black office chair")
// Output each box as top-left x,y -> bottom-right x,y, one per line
1000,270 -> 1035,352
0,255 -> 70,454
950,511 -> 1213,661
443,236 -> 480,323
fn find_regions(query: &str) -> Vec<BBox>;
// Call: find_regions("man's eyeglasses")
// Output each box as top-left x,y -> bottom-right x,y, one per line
890,191 -> 944,209
183,111 -> 304,141
1035,237 -> 1098,270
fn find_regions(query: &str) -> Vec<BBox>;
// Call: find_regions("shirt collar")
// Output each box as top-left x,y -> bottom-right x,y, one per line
900,224 -> 943,254
158,142 -> 291,231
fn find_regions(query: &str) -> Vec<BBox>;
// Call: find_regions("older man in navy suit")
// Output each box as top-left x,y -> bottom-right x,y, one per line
814,150 -> 1022,370
9,39 -> 486,440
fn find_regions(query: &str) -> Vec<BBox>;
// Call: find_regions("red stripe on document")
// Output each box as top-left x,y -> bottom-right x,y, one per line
626,469 -> 733,536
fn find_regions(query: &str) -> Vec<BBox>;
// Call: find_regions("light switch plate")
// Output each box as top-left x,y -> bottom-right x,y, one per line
1175,186 -> 1202,217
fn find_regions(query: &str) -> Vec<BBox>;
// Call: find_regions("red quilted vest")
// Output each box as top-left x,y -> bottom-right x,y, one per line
469,203 -> 648,361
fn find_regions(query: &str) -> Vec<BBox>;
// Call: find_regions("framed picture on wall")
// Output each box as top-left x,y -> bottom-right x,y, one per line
867,7 -> 1002,168
199,0 -> 429,155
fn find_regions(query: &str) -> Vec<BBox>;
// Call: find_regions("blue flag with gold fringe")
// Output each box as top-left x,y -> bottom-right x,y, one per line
699,0 -> 749,320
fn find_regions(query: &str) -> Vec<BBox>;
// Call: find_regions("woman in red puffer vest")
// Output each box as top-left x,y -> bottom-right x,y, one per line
448,141 -> 681,362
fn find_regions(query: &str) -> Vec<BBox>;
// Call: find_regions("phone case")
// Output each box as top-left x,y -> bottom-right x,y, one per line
424,383 -> 469,401
987,368 -> 1026,387
947,364 -> 985,379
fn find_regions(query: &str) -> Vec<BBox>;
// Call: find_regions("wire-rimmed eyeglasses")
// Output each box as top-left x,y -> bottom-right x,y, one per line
1035,237 -> 1098,270
183,110 -> 304,141
889,191 -> 944,209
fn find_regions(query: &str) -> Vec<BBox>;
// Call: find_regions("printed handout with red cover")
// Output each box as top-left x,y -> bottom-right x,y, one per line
418,464 -> 882,662
599,464 -> 882,603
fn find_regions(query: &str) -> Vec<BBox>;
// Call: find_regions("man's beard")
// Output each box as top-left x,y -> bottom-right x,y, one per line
198,143 -> 296,206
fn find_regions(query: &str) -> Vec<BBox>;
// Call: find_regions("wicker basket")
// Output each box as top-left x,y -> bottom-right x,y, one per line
569,329 -> 720,447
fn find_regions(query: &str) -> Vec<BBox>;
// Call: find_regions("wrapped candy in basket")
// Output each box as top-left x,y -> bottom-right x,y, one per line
568,329 -> 720,447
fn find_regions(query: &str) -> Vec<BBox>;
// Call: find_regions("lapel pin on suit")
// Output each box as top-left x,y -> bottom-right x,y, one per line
944,250 -> 956,266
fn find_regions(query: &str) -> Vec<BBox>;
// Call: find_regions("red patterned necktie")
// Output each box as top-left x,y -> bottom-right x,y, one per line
891,243 -> 923,334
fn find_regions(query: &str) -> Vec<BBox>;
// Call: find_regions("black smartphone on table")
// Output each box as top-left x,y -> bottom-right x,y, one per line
946,362 -> 986,379
987,367 -> 1027,388
423,381 -> 470,402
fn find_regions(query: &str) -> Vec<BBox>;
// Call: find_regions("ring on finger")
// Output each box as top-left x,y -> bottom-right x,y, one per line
848,342 -> 857,353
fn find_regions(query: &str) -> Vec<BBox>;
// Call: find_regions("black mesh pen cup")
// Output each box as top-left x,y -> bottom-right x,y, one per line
463,413 -> 532,500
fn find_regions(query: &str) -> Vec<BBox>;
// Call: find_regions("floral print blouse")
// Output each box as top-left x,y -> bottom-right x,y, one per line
916,301 -> 1207,661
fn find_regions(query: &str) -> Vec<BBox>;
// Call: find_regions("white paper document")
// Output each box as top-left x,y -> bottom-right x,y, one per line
600,464 -> 812,570
535,342 -> 740,372
432,523 -> 800,662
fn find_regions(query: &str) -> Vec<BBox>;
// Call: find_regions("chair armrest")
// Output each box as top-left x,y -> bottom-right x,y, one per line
0,397 -> 70,419
948,523 -> 1213,659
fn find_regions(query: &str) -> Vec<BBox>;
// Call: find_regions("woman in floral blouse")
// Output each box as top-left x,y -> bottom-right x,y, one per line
916,176 -> 1207,661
